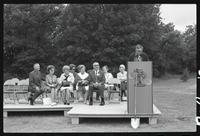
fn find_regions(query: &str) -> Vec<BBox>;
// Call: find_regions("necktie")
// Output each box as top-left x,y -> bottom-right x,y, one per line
95,70 -> 98,83
138,55 -> 142,61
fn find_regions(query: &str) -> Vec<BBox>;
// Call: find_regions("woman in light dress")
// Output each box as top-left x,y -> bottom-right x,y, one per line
75,65 -> 89,104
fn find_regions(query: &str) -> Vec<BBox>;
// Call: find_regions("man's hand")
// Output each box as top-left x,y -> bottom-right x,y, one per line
82,80 -> 86,84
51,84 -> 57,88
36,86 -> 40,91
93,83 -> 98,87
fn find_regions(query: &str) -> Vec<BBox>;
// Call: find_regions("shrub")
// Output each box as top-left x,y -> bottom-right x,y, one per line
180,68 -> 189,82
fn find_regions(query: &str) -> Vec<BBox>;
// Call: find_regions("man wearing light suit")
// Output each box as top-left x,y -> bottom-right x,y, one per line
88,62 -> 105,106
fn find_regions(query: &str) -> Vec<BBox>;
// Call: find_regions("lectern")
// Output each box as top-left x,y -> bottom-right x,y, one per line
127,61 -> 153,114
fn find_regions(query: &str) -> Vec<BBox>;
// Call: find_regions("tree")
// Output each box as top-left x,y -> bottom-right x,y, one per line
182,25 -> 196,72
55,4 -> 162,75
4,4 -> 64,79
4,4 -> 196,79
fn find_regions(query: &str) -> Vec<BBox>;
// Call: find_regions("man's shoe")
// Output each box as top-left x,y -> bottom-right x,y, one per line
28,97 -> 34,105
100,97 -> 105,106
96,97 -> 100,101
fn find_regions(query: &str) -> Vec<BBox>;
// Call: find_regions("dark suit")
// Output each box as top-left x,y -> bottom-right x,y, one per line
129,52 -> 149,61
28,70 -> 45,101
88,70 -> 105,98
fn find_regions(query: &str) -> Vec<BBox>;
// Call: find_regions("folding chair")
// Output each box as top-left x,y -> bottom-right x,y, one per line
106,78 -> 121,103
4,78 -> 20,104
15,85 -> 29,103
4,85 -> 17,104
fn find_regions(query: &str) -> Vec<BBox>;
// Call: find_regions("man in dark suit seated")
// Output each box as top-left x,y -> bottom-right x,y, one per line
28,63 -> 45,105
88,62 -> 105,106
129,44 -> 149,61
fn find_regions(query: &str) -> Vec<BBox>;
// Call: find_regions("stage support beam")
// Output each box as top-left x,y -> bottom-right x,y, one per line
71,117 -> 79,124
4,111 -> 8,118
64,110 -> 68,117
149,117 -> 157,125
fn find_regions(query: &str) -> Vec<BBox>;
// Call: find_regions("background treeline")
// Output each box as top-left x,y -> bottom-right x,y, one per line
3,4 -> 196,81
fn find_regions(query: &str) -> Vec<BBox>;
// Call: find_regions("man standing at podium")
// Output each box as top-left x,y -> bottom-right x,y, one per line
129,44 -> 149,61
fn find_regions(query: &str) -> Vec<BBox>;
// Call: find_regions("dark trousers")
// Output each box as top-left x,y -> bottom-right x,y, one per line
121,90 -> 127,97
30,88 -> 44,101
89,85 -> 104,99
120,81 -> 127,97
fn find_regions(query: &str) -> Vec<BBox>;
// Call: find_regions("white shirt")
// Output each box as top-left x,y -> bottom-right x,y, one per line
94,69 -> 100,76
76,72 -> 89,91
59,72 -> 74,92
58,72 -> 74,84
77,72 -> 89,80
104,72 -> 113,83
117,71 -> 127,81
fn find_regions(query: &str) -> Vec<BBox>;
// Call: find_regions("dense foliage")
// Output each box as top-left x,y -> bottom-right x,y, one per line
3,4 -> 196,81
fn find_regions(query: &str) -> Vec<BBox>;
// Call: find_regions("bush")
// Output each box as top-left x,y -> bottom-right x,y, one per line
3,73 -> 14,83
180,68 -> 189,82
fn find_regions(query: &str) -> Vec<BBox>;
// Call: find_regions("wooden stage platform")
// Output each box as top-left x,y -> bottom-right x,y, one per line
68,102 -> 161,125
3,102 -> 161,126
3,104 -> 73,117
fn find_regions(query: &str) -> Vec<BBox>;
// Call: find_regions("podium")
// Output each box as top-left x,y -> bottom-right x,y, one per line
127,61 -> 153,115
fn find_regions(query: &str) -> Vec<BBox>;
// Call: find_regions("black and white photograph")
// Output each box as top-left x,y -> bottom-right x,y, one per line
3,3 -> 197,133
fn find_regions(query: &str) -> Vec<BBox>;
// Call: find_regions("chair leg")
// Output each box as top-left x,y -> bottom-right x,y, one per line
119,92 -> 121,101
13,92 -> 18,104
15,93 -> 19,103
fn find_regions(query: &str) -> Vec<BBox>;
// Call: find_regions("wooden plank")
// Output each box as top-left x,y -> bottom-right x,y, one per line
71,117 -> 79,124
4,104 -> 73,112
68,102 -> 161,118
64,110 -> 68,117
153,104 -> 161,115
3,111 -> 8,118
149,117 -> 157,125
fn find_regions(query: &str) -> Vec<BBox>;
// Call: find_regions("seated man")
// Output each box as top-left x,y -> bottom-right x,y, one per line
88,62 -> 105,106
28,63 -> 45,105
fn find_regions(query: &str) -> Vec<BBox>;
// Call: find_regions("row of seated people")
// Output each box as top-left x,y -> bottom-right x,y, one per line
28,62 -> 127,106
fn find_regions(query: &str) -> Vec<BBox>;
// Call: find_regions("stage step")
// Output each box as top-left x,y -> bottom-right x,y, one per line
3,104 -> 73,117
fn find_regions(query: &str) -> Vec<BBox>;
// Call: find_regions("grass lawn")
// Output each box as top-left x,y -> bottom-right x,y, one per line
3,76 -> 196,132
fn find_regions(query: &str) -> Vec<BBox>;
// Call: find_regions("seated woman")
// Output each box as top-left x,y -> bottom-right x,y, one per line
45,65 -> 58,105
58,65 -> 74,105
102,65 -> 113,89
75,65 -> 89,104
117,64 -> 127,101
